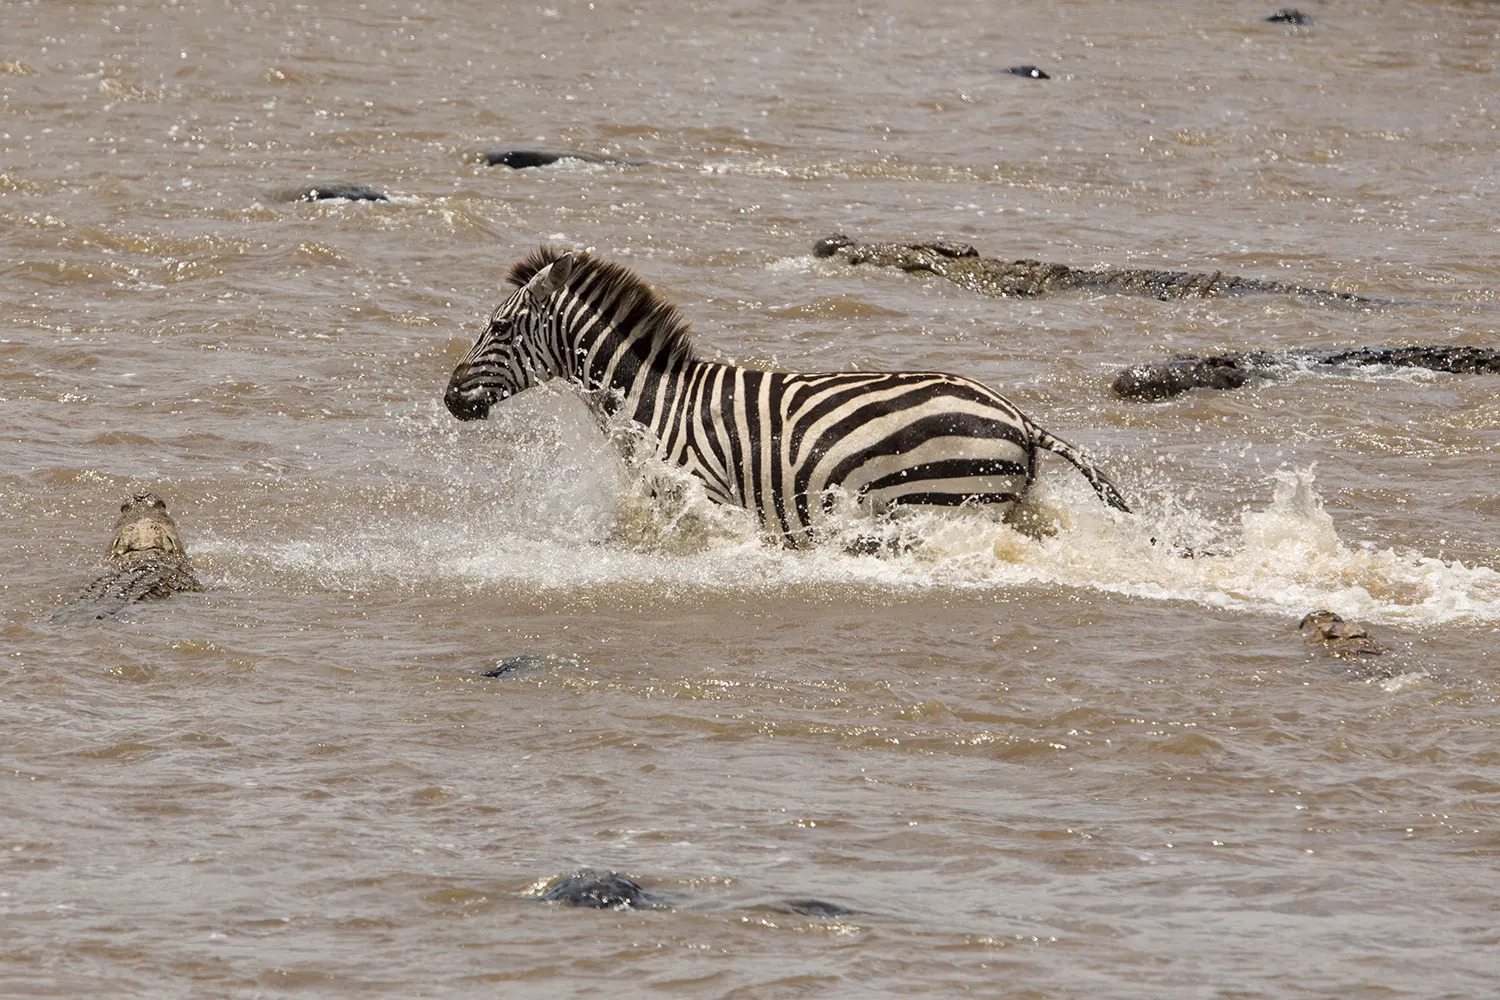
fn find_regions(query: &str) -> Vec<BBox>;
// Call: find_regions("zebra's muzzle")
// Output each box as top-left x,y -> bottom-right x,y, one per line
444,364 -> 493,421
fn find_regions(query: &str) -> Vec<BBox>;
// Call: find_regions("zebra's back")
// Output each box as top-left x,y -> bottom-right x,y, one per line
654,366 -> 1045,542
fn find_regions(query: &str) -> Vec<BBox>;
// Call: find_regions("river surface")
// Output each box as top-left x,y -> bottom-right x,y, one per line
4,1 -> 1499,997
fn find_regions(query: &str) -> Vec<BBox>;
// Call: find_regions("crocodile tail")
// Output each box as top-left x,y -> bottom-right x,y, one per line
1030,423 -> 1132,513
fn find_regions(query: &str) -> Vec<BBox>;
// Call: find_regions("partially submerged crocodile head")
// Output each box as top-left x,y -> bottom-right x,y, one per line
1297,610 -> 1386,658
51,490 -> 201,623
108,491 -> 188,571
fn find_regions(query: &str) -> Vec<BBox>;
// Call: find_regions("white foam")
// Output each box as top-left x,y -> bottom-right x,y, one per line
991,468 -> 1500,625
201,440 -> 1500,629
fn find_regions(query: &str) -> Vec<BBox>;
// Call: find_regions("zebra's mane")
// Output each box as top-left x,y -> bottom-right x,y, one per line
506,246 -> 698,364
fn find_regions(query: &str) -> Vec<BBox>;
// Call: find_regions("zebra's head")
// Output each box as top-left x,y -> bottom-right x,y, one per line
444,252 -> 576,421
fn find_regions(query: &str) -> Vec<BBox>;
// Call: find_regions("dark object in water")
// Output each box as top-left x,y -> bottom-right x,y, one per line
814,234 -> 1380,305
1266,8 -> 1312,26
534,870 -> 860,917
52,491 -> 203,623
294,184 -> 389,202
774,897 -> 859,917
1112,345 -> 1500,401
1112,355 -> 1255,401
480,652 -> 578,677
481,657 -> 530,678
482,147 -> 649,170
1003,65 -> 1050,80
538,869 -> 666,910
1297,610 -> 1386,658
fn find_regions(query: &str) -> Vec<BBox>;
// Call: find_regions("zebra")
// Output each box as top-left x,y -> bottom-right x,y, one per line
443,247 -> 1131,545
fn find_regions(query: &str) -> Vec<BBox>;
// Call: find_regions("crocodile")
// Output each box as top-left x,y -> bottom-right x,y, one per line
537,869 -> 668,910
481,147 -> 650,170
534,869 -> 858,918
1266,8 -> 1312,26
772,898 -> 859,917
51,491 -> 203,623
291,184 -> 389,202
480,652 -> 580,677
1112,345 -> 1500,401
1298,610 -> 1386,658
813,234 -> 1382,305
1297,611 -> 1404,681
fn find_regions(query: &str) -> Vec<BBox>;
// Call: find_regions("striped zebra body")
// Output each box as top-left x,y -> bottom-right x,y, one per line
445,248 -> 1129,544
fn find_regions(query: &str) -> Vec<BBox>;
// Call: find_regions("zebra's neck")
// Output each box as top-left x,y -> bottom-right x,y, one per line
565,305 -> 696,424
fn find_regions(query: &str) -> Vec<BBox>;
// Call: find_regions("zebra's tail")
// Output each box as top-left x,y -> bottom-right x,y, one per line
1029,423 -> 1132,513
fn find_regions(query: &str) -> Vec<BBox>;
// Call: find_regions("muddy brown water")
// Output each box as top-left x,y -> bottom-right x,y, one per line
4,2 -> 1499,997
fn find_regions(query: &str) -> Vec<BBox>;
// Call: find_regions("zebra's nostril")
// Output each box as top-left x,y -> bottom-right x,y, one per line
444,382 -> 492,421
444,361 -> 492,421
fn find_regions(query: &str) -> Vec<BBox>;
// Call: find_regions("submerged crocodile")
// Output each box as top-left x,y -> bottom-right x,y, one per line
52,491 -> 202,622
538,870 -> 668,910
1266,8 -> 1312,26
534,868 -> 858,918
1297,611 -> 1405,681
1112,345 -> 1500,401
813,234 -> 1381,305
288,184 -> 389,202
481,147 -> 650,169
1298,611 -> 1386,658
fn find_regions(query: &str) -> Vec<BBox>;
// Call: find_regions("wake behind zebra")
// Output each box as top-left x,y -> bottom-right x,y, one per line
444,248 -> 1130,546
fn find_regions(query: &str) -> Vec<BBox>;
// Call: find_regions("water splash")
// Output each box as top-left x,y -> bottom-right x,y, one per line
987,468 -> 1500,625
202,445 -> 1500,628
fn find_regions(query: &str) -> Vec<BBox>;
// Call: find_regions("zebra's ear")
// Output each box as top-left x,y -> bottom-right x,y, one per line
524,253 -> 575,305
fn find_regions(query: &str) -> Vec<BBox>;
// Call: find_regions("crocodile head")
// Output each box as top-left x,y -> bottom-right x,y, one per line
108,491 -> 186,564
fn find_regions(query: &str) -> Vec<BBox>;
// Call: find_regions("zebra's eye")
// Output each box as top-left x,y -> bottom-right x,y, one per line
487,315 -> 526,345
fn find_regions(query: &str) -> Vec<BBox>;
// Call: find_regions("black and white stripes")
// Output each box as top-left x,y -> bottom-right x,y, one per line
444,247 -> 1129,544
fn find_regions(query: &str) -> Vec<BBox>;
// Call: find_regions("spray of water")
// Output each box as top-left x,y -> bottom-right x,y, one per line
201,401 -> 1500,627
